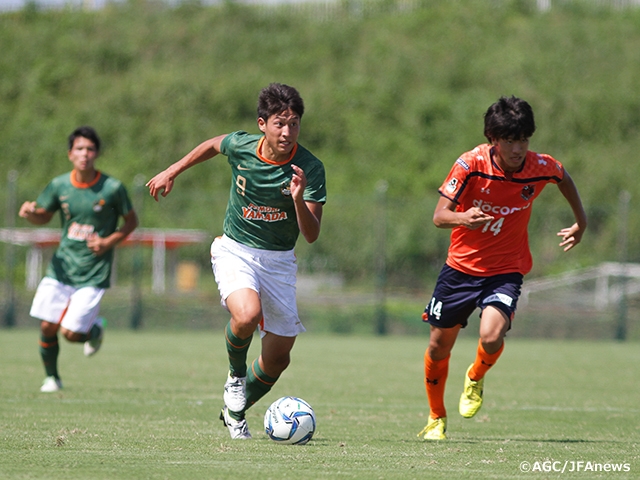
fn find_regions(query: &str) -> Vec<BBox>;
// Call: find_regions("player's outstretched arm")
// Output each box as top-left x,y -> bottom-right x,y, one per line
556,170 -> 587,251
18,201 -> 55,225
432,196 -> 494,230
290,164 -> 322,243
146,135 -> 227,201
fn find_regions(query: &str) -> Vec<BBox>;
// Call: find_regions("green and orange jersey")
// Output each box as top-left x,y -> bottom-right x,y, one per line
219,131 -> 327,251
439,143 -> 564,277
37,171 -> 134,288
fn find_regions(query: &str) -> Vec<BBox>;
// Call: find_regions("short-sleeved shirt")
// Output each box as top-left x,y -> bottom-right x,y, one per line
219,131 -> 327,251
37,170 -> 134,288
439,144 -> 564,277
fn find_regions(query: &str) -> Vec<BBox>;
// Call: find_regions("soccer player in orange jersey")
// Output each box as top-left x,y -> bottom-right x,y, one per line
418,96 -> 587,440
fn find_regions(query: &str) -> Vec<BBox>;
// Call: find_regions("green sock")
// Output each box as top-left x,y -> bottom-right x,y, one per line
225,322 -> 252,378
39,334 -> 60,378
242,358 -> 278,415
87,322 -> 102,341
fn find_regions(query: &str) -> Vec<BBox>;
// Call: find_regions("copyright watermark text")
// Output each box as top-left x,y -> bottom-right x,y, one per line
519,460 -> 631,474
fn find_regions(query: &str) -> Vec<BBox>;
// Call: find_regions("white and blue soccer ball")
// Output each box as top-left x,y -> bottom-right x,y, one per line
264,396 -> 316,445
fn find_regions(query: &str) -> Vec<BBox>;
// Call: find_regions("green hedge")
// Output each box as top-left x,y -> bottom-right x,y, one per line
2,0 -> 640,287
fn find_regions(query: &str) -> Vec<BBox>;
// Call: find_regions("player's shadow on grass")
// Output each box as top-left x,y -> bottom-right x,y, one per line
450,437 -> 623,444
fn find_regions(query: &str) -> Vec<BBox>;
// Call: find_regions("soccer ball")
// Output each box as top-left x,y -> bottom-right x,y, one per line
264,396 -> 316,445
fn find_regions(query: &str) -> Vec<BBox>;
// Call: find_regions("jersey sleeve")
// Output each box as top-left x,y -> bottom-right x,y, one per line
114,181 -> 134,217
303,160 -> 327,204
437,154 -> 475,204
36,178 -> 61,212
532,153 -> 565,183
219,131 -> 246,159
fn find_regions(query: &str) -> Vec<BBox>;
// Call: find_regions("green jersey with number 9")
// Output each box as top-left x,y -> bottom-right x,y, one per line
219,131 -> 326,251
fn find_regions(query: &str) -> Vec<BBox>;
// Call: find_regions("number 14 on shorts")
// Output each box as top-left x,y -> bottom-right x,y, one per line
427,297 -> 443,321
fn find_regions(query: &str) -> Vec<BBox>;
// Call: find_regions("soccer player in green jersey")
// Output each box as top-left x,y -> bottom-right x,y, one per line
19,126 -> 138,393
147,83 -> 327,439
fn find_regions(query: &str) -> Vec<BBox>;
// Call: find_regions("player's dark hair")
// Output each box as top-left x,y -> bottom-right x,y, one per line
68,126 -> 101,152
257,83 -> 305,121
483,96 -> 536,142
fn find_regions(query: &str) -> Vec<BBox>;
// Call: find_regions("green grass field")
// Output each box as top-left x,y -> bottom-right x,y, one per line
1,330 -> 638,479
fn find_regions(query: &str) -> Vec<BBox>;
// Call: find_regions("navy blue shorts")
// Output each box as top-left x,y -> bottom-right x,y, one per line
422,264 -> 523,329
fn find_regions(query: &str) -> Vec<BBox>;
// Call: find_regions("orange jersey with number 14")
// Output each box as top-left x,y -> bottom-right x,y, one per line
439,144 -> 564,277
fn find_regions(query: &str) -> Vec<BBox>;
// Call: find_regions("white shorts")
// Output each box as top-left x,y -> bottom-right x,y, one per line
210,235 -> 305,338
30,277 -> 105,334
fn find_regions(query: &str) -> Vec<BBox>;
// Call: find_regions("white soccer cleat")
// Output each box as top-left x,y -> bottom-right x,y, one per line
223,372 -> 247,412
220,407 -> 252,440
84,317 -> 104,357
40,376 -> 63,393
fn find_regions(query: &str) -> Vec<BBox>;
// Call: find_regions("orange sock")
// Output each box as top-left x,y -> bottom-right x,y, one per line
468,338 -> 504,381
424,351 -> 450,419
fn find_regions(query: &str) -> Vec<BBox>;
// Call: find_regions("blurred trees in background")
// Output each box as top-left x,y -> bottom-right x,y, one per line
2,0 -> 640,291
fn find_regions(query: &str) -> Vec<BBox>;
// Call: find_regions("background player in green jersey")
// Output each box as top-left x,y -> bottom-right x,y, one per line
19,126 -> 139,393
147,83 -> 327,439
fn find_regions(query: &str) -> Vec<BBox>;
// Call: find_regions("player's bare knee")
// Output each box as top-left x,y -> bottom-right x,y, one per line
480,323 -> 508,347
40,321 -> 59,337
263,354 -> 291,377
480,335 -> 504,354
62,330 -> 81,342
230,313 -> 262,337
427,343 -> 451,361
272,357 -> 291,376
427,334 -> 456,360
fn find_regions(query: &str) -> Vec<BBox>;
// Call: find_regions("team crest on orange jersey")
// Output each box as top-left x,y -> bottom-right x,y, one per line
521,185 -> 535,200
